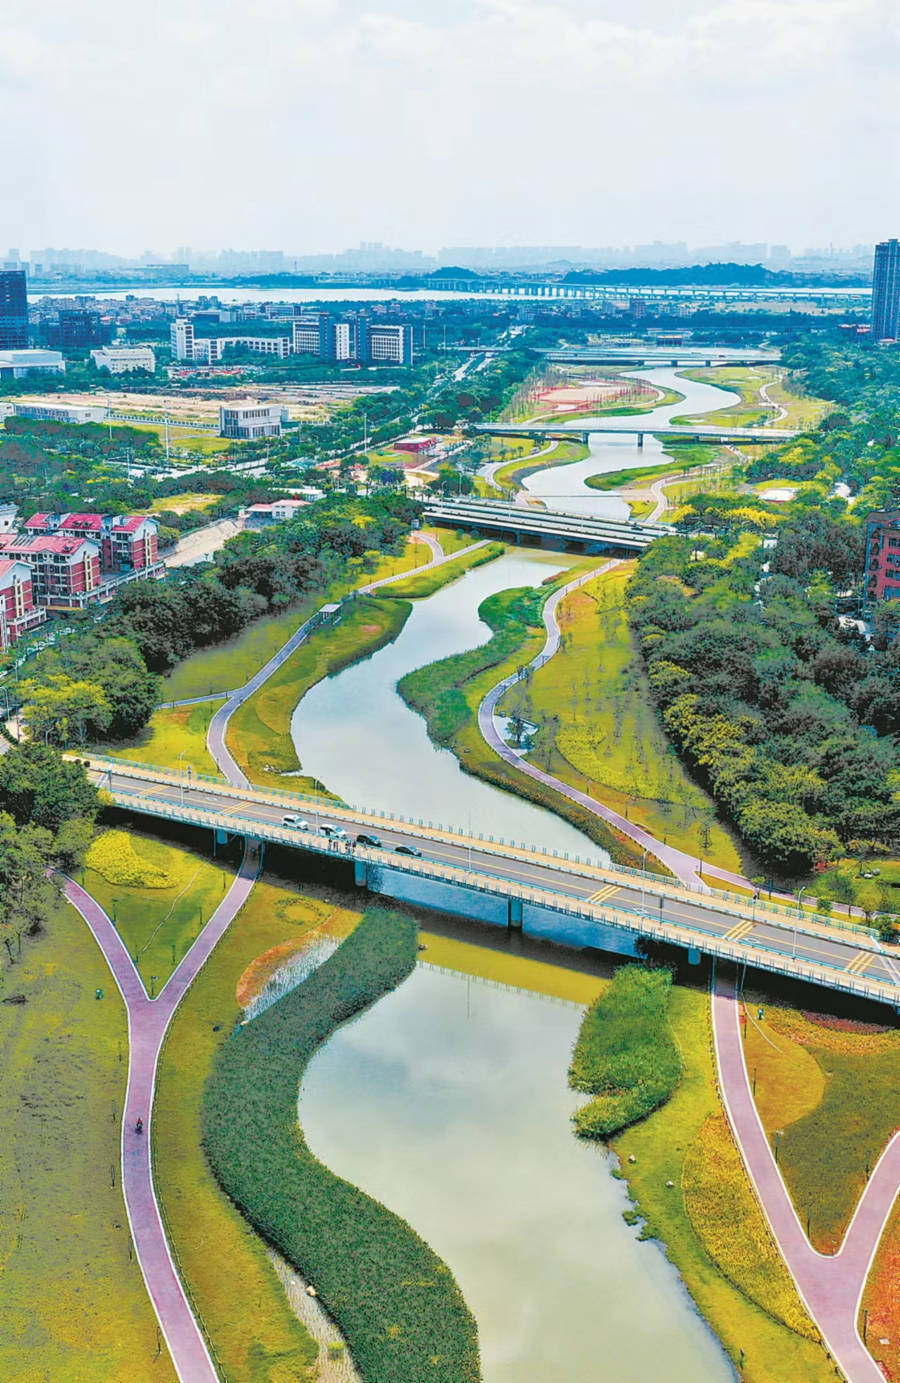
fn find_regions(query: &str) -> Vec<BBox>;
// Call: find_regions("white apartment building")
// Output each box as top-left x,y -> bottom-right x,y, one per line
368,323 -> 413,364
219,401 -> 284,440
333,321 -> 355,360
91,345 -> 156,374
170,318 -> 195,361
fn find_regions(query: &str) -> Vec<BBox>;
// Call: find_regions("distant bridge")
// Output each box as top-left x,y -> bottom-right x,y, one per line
543,347 -> 781,368
477,421 -> 797,449
423,497 -> 672,552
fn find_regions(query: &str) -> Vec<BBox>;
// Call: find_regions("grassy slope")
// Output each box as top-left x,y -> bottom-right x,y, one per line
672,366 -> 779,427
744,995 -> 900,1252
225,595 -> 411,789
104,700 -> 223,776
616,983 -> 834,1383
380,541 -> 503,599
0,899 -> 176,1383
82,830 -> 236,988
499,564 -> 743,871
161,538 -> 426,702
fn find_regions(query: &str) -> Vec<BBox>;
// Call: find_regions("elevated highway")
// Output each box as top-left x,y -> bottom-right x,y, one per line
543,347 -> 781,367
422,498 -> 672,553
89,756 -> 900,1009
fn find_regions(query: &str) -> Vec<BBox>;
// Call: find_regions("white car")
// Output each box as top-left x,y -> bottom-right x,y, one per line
282,814 -> 311,830
320,822 -> 349,840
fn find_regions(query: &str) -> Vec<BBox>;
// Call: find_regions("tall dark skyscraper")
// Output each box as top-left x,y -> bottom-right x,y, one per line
0,269 -> 28,349
872,239 -> 900,341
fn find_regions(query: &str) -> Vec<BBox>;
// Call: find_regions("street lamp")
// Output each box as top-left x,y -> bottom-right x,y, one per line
640,847 -> 648,917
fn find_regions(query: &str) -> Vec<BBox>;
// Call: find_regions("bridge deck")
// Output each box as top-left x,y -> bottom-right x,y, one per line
423,498 -> 672,550
478,422 -> 796,442
86,757 -> 900,1009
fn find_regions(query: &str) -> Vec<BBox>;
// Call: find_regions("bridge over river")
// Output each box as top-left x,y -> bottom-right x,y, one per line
477,420 -> 797,447
422,498 -> 672,552
88,756 -> 900,1011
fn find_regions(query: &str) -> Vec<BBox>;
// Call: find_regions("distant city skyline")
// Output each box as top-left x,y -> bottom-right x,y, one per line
2,0 -> 898,253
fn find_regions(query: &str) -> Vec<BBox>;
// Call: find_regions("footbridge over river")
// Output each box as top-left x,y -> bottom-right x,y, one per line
422,498 -> 672,553
476,421 -> 797,448
88,756 -> 900,1010
544,347 -> 782,367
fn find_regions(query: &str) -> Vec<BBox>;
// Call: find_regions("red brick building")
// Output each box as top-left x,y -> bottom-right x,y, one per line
24,512 -> 159,574
0,535 -> 102,611
0,558 -> 46,647
863,510 -> 900,610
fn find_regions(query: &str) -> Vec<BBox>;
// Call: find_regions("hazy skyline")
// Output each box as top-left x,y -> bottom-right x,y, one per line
2,0 -> 898,255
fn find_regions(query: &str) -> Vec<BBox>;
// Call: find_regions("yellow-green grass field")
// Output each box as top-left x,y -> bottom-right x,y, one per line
81,829 -> 236,988
0,898 -> 176,1382
381,541 -> 504,599
423,525 -> 477,556
615,981 -> 833,1383
497,564 -> 742,872
225,596 -> 410,789
161,538 -> 427,702
489,437 -> 589,494
743,995 -> 900,1253
104,699 -> 224,776
149,492 -> 219,515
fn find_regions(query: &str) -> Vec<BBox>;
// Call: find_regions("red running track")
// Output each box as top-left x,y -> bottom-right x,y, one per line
712,968 -> 898,1382
62,846 -> 260,1383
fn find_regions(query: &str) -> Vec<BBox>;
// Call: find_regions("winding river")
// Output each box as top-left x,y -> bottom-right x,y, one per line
523,366 -> 740,518
292,367 -> 742,1381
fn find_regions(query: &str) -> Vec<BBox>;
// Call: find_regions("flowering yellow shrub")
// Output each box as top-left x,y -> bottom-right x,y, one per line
683,1115 -> 817,1340
85,831 -> 173,889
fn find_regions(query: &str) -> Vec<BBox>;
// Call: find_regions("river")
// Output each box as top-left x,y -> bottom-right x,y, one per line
522,366 -> 740,518
291,368 -> 741,1380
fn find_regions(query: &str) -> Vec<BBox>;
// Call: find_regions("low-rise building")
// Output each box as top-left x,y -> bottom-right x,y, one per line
219,401 -> 283,440
245,498 -> 308,524
0,349 -> 65,379
0,558 -> 46,647
11,400 -> 108,424
91,345 -> 156,375
864,510 -> 900,608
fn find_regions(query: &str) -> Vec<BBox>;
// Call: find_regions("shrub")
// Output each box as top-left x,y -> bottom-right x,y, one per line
202,908 -> 481,1383
569,966 -> 681,1138
85,830 -> 172,888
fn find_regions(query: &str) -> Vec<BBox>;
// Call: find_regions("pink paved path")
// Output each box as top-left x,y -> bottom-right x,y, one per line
713,969 -> 897,1382
63,849 -> 259,1382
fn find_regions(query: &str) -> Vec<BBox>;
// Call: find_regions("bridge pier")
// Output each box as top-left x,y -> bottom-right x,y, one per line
507,897 -> 523,932
354,858 -> 368,888
637,433 -> 644,449
688,947 -> 701,966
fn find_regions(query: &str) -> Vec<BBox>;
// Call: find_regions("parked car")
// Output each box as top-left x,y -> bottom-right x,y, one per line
394,843 -> 422,858
356,833 -> 383,848
282,814 -> 311,830
320,823 -> 349,841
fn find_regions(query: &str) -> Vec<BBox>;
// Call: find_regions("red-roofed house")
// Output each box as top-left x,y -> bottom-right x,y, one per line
24,512 -> 159,574
0,559 -> 46,647
0,536 -> 102,610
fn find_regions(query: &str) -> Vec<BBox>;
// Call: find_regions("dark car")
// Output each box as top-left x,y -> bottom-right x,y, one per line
356,833 -> 383,848
394,843 -> 422,858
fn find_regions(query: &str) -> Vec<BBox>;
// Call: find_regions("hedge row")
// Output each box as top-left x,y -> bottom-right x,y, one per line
202,908 -> 481,1383
569,966 -> 682,1139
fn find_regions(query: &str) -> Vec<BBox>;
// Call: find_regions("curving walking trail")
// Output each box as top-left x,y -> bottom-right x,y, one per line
712,970 -> 897,1382
62,851 -> 260,1383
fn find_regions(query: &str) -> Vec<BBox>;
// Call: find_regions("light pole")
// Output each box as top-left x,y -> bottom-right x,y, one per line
640,847 -> 648,917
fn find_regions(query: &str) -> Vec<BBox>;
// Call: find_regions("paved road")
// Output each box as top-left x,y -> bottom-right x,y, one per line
713,970 -> 895,1382
62,850 -> 260,1383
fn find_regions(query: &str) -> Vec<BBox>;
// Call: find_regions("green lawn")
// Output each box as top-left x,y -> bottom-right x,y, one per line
489,437 -> 589,494
225,596 -> 411,789
381,542 -> 504,598
154,878 -> 358,1382
104,700 -> 223,776
81,829 -> 236,989
745,996 -> 900,1252
0,898 -> 176,1382
616,982 -> 834,1383
499,565 -> 743,871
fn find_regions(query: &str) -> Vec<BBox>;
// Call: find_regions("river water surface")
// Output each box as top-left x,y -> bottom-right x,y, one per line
292,368 -> 742,1381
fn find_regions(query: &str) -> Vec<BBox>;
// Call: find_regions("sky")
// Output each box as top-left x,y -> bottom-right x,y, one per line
1,0 -> 898,257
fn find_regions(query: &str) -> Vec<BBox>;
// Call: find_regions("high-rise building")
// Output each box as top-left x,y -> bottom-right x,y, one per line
0,269 -> 28,349
863,510 -> 900,609
872,240 -> 900,342
170,318 -> 195,361
41,309 -> 109,349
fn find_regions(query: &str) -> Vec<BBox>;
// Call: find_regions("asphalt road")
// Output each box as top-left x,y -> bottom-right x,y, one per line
94,763 -> 900,998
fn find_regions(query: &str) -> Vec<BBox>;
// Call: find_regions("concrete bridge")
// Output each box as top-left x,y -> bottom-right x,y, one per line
88,757 -> 900,1010
422,498 -> 673,553
476,421 -> 797,449
543,347 -> 781,367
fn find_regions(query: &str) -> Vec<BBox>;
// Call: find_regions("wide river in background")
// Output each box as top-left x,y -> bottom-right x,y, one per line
293,368 -> 742,1380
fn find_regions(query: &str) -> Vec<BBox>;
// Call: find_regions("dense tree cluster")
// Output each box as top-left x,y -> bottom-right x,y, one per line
420,349 -> 536,430
628,520 -> 899,874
